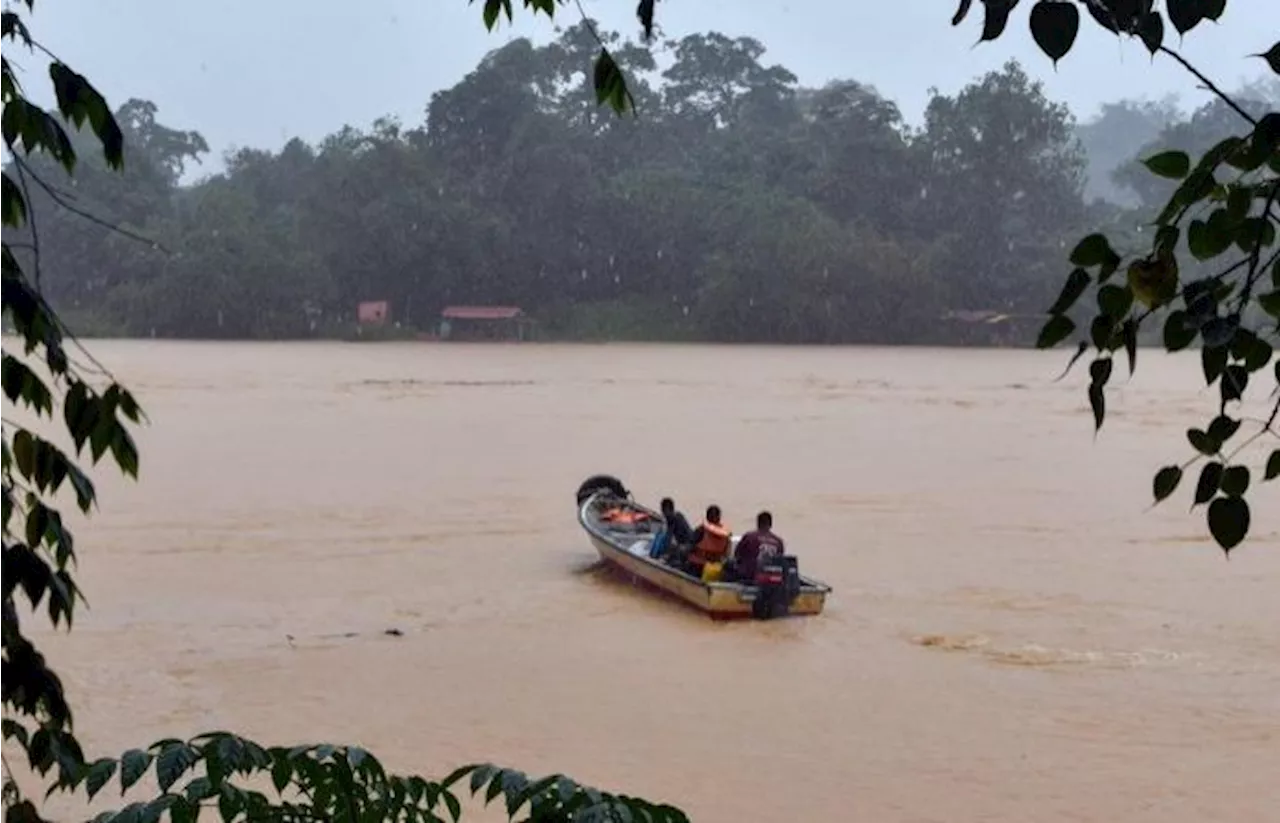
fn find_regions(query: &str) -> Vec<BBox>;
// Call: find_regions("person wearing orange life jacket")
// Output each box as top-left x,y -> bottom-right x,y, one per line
687,504 -> 731,574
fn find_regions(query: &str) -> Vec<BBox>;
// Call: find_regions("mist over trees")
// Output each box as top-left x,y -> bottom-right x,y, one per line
8,23 -> 1267,345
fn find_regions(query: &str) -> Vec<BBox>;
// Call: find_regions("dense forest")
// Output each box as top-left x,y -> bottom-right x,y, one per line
10,24 -> 1278,344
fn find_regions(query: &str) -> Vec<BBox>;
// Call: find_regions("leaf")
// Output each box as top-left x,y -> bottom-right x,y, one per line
1234,217 -> 1276,254
268,757 -> 291,793
1152,465 -> 1182,503
1153,224 -> 1180,256
1121,318 -> 1138,375
1029,1 -> 1080,63
46,63 -> 123,168
1089,357 -> 1112,388
13,429 -> 35,477
1256,41 -> 1280,75
1207,496 -> 1249,552
85,759 -> 117,800
1162,309 -> 1198,348
1085,0 -> 1119,32
636,0 -> 657,39
979,0 -> 1017,41
2,170 -> 28,226
1088,383 -> 1105,431
1158,170 -> 1216,226
1053,340 -> 1090,381
1136,11 -> 1163,55
1048,267 -> 1090,315
155,743 -> 196,792
1092,314 -> 1115,351
1194,462 -> 1222,506
1220,364 -> 1247,404
1166,0 -> 1206,35
120,749 -> 152,792
1036,314 -> 1075,349
1127,255 -> 1178,309
592,49 -> 631,114
1225,138 -> 1270,171
1265,450 -> 1280,481
1220,465 -> 1249,498
1187,215 -> 1232,260
444,790 -> 463,823
1187,428 -> 1218,456
1225,186 -> 1251,221
1069,233 -> 1119,268
109,426 -> 140,478
1142,150 -> 1190,179
1259,290 -> 1280,318
1198,317 -> 1239,348
1201,342 -> 1228,384
1206,415 -> 1241,445
1234,333 -> 1273,373
1096,283 -> 1133,319
481,0 -> 507,30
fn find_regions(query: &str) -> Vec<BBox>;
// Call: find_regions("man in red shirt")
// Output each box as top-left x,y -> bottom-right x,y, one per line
733,511 -> 785,582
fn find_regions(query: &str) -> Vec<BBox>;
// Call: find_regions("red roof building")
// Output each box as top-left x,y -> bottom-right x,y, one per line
440,305 -> 523,321
438,305 -> 532,341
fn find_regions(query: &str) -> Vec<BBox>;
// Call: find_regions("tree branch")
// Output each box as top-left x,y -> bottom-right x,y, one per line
10,158 -> 41,289
8,153 -> 169,253
1156,45 -> 1258,126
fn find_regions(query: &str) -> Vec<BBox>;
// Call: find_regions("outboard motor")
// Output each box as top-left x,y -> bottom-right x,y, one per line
575,474 -> 630,506
752,554 -> 803,620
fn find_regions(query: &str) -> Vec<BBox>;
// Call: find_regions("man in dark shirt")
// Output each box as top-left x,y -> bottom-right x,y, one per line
660,498 -> 694,544
655,497 -> 694,561
733,510 -> 785,582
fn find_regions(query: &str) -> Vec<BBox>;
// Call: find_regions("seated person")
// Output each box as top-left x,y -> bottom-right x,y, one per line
687,505 -> 731,574
659,498 -> 694,548
731,510 -> 785,582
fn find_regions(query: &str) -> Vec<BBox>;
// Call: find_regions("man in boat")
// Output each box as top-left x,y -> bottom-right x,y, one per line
686,505 -> 731,575
730,510 -> 785,583
659,498 -> 694,549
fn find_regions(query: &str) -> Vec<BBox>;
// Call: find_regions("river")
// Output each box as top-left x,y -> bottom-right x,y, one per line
25,340 -> 1280,822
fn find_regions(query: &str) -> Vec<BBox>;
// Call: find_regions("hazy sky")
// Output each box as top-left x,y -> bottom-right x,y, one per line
19,0 -> 1280,174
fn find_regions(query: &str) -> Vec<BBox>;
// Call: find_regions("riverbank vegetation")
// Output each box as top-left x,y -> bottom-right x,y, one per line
8,20 -> 1273,346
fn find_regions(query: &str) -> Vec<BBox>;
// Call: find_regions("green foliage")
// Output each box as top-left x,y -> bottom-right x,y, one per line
21,732 -> 688,823
3,4 -> 148,816
949,0 -> 1278,553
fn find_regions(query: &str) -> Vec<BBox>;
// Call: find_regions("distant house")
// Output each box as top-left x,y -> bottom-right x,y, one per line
357,300 -> 390,325
439,305 -> 533,341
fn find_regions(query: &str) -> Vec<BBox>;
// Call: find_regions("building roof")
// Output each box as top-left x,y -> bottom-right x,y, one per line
441,305 -> 524,320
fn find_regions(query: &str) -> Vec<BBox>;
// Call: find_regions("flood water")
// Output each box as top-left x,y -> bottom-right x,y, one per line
26,341 -> 1280,822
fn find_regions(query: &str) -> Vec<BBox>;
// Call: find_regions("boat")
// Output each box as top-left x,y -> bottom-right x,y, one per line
574,474 -> 832,620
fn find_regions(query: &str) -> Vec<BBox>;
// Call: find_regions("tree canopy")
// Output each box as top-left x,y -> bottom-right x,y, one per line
12,26 -> 1105,347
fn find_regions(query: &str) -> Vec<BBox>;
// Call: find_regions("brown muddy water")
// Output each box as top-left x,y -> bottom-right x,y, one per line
16,341 -> 1280,822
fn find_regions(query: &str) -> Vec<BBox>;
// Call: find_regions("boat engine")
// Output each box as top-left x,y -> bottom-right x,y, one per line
575,474 -> 630,506
752,554 -> 803,620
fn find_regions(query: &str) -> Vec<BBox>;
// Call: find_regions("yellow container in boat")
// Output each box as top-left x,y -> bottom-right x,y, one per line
701,562 -> 723,582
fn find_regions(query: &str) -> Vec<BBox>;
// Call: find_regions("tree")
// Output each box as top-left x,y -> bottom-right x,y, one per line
1077,95 -> 1182,206
913,60 -> 1088,314
15,30 -> 1093,347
